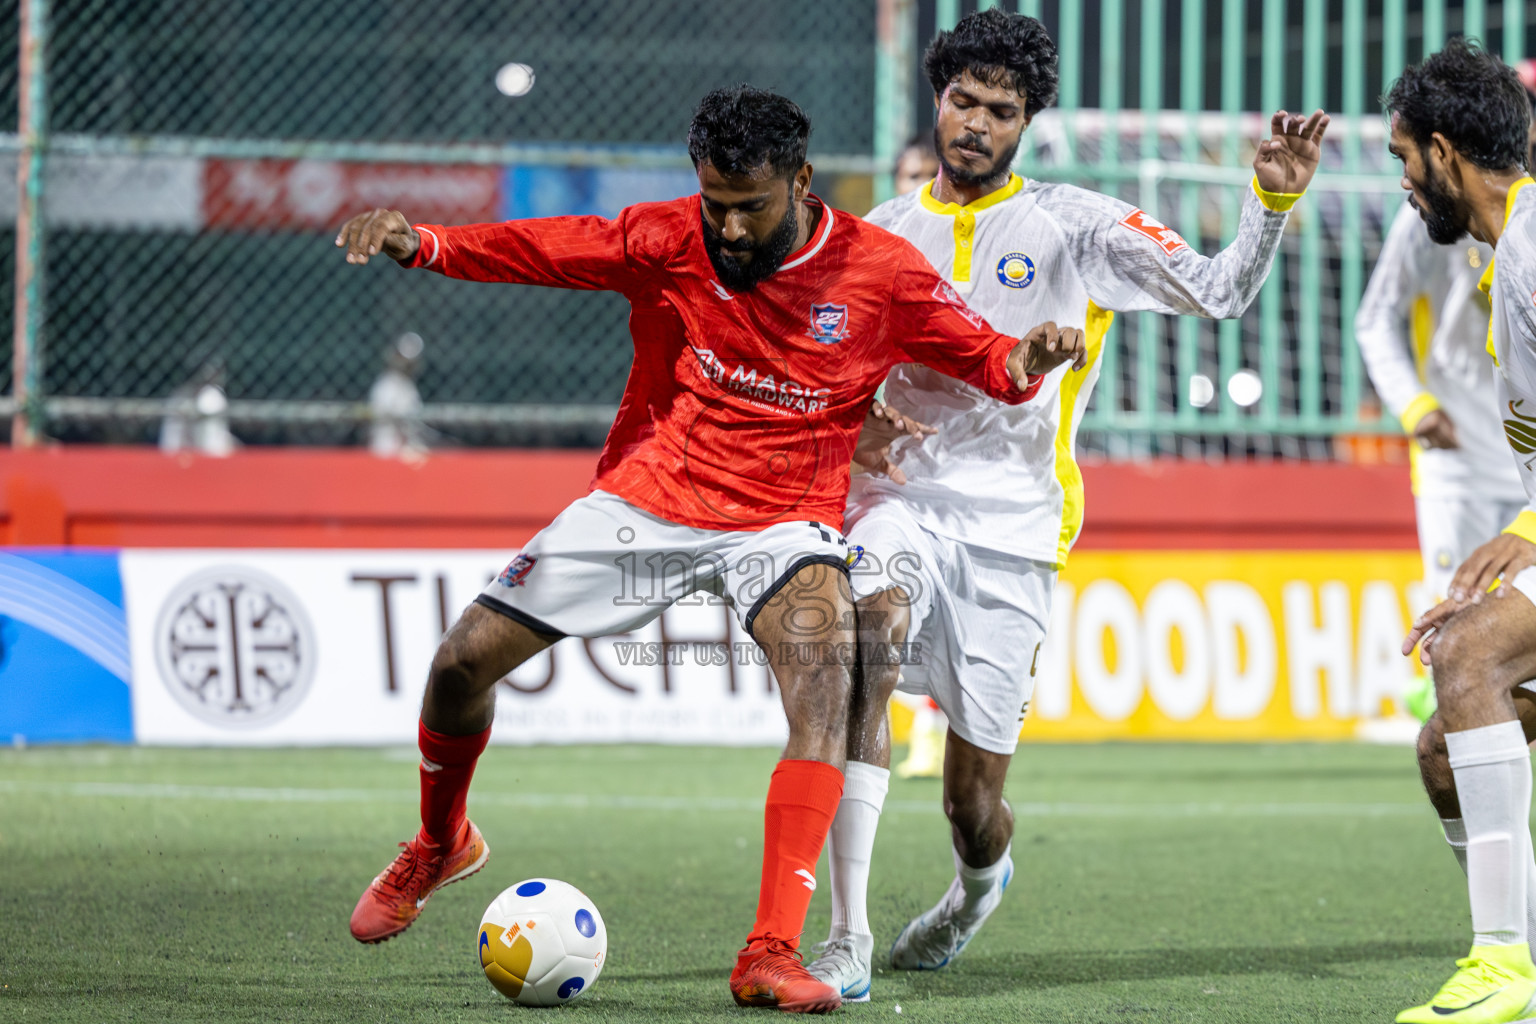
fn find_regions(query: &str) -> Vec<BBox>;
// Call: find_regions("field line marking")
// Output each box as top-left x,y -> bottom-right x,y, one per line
0,779 -> 1429,817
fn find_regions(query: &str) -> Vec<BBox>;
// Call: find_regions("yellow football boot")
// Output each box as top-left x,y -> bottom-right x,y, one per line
1397,944 -> 1536,1023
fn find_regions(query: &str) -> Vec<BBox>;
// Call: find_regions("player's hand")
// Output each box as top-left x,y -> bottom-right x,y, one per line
1009,322 -> 1087,385
1403,596 -> 1460,666
1253,109 -> 1330,196
852,399 -> 936,485
1414,409 -> 1461,450
1445,532 -> 1536,606
335,208 -> 420,265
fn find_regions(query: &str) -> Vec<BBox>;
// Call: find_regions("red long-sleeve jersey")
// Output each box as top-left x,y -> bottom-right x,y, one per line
408,195 -> 1037,531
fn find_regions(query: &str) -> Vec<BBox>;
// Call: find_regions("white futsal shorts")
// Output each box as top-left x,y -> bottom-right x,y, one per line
1416,495 -> 1528,602
476,489 -> 851,639
846,495 -> 1054,756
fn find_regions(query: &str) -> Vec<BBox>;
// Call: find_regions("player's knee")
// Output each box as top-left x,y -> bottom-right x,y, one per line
429,631 -> 496,700
784,661 -> 853,735
855,589 -> 910,701
1430,616 -> 1503,706
943,783 -> 1006,839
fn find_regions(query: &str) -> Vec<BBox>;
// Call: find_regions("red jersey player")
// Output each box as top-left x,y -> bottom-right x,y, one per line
335,85 -> 1084,1014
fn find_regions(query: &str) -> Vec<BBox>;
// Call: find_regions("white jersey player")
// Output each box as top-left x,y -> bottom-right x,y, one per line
1391,40 -> 1536,1024
805,8 -> 1328,1002
1356,202 -> 1525,611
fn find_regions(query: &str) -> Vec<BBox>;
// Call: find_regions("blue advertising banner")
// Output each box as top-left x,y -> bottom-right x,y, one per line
0,550 -> 132,744
502,164 -> 699,221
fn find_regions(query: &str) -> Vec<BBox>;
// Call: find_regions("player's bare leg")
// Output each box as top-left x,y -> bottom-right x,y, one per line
887,727 -> 1015,971
806,587 -> 909,1000
731,562 -> 855,1014
1415,641 -> 1536,969
350,604 -> 558,944
941,733 -> 1013,869
1399,589 -> 1536,1023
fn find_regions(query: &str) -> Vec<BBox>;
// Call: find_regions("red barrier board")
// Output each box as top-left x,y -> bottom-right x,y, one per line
203,160 -> 501,231
0,448 -> 1418,551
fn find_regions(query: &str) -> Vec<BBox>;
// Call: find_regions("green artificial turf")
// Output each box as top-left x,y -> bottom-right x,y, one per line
0,741 -> 1479,1022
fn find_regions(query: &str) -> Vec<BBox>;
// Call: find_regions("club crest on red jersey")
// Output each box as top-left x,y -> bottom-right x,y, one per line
808,303 -> 849,344
497,554 -> 538,588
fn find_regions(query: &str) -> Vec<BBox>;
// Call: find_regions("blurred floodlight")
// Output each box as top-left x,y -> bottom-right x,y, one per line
1188,373 -> 1215,409
395,332 -> 424,361
195,385 -> 228,416
1227,369 -> 1263,408
495,63 -> 536,97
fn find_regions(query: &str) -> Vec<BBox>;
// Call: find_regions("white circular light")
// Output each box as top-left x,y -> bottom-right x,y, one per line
1226,369 -> 1264,408
195,384 -> 228,416
1188,374 -> 1215,409
395,331 -> 424,360
495,62 -> 536,97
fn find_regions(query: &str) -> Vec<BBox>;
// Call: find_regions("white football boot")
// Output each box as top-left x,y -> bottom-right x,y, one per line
889,852 -> 1013,970
805,932 -> 873,1002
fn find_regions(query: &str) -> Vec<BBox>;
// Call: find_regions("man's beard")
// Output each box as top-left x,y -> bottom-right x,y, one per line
1411,162 -> 1468,245
703,202 -> 799,292
934,124 -> 1020,188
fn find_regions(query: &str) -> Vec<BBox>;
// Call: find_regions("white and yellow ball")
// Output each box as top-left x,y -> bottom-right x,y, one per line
477,878 -> 607,1006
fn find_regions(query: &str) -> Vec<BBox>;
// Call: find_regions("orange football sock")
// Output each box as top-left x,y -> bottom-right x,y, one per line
417,721 -> 491,846
747,759 -> 845,949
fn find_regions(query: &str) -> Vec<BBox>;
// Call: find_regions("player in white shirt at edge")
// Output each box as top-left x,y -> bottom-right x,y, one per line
885,133 -> 953,782
1392,40 -> 1536,1024
1356,192 -> 1527,723
805,7 -> 1329,1000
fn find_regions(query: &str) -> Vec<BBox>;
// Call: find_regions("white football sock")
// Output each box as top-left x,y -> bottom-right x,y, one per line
1442,815 -> 1471,872
827,760 -> 889,940
1441,815 -> 1536,958
950,842 -> 1012,923
1446,722 -> 1533,949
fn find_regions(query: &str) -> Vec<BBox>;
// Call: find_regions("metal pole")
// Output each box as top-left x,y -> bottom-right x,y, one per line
1097,0 -> 1124,431
873,0 -> 917,206
1257,0 -> 1284,429
1338,0 -> 1365,425
1505,0 -> 1525,64
1464,0 -> 1485,43
12,0 -> 48,448
1176,0 -> 1205,430
1297,0 -> 1325,427
1423,0 -> 1445,57
1137,0 -> 1164,441
1216,0 -> 1244,432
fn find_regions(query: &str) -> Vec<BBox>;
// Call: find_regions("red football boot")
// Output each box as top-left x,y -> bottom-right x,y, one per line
730,937 -> 843,1014
349,819 -> 488,943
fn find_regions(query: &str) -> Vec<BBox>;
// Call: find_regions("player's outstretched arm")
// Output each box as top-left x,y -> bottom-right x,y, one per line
1055,108 -> 1330,322
1253,109 -> 1330,196
335,208 -> 421,265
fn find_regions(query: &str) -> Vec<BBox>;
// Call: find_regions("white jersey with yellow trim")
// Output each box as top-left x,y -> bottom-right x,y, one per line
858,174 -> 1290,567
1355,201 -> 1521,500
1485,177 -> 1536,541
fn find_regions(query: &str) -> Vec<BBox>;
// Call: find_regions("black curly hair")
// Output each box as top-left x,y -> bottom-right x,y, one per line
687,85 -> 811,181
1384,37 -> 1530,171
923,8 -> 1059,118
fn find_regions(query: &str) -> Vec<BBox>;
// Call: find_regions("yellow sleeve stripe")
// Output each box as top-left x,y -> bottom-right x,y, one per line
1400,392 -> 1440,434
1410,293 -> 1433,384
1504,510 -> 1536,544
1252,177 -> 1304,212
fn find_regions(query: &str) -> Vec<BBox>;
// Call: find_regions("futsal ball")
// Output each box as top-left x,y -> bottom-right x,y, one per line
477,879 -> 607,1006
